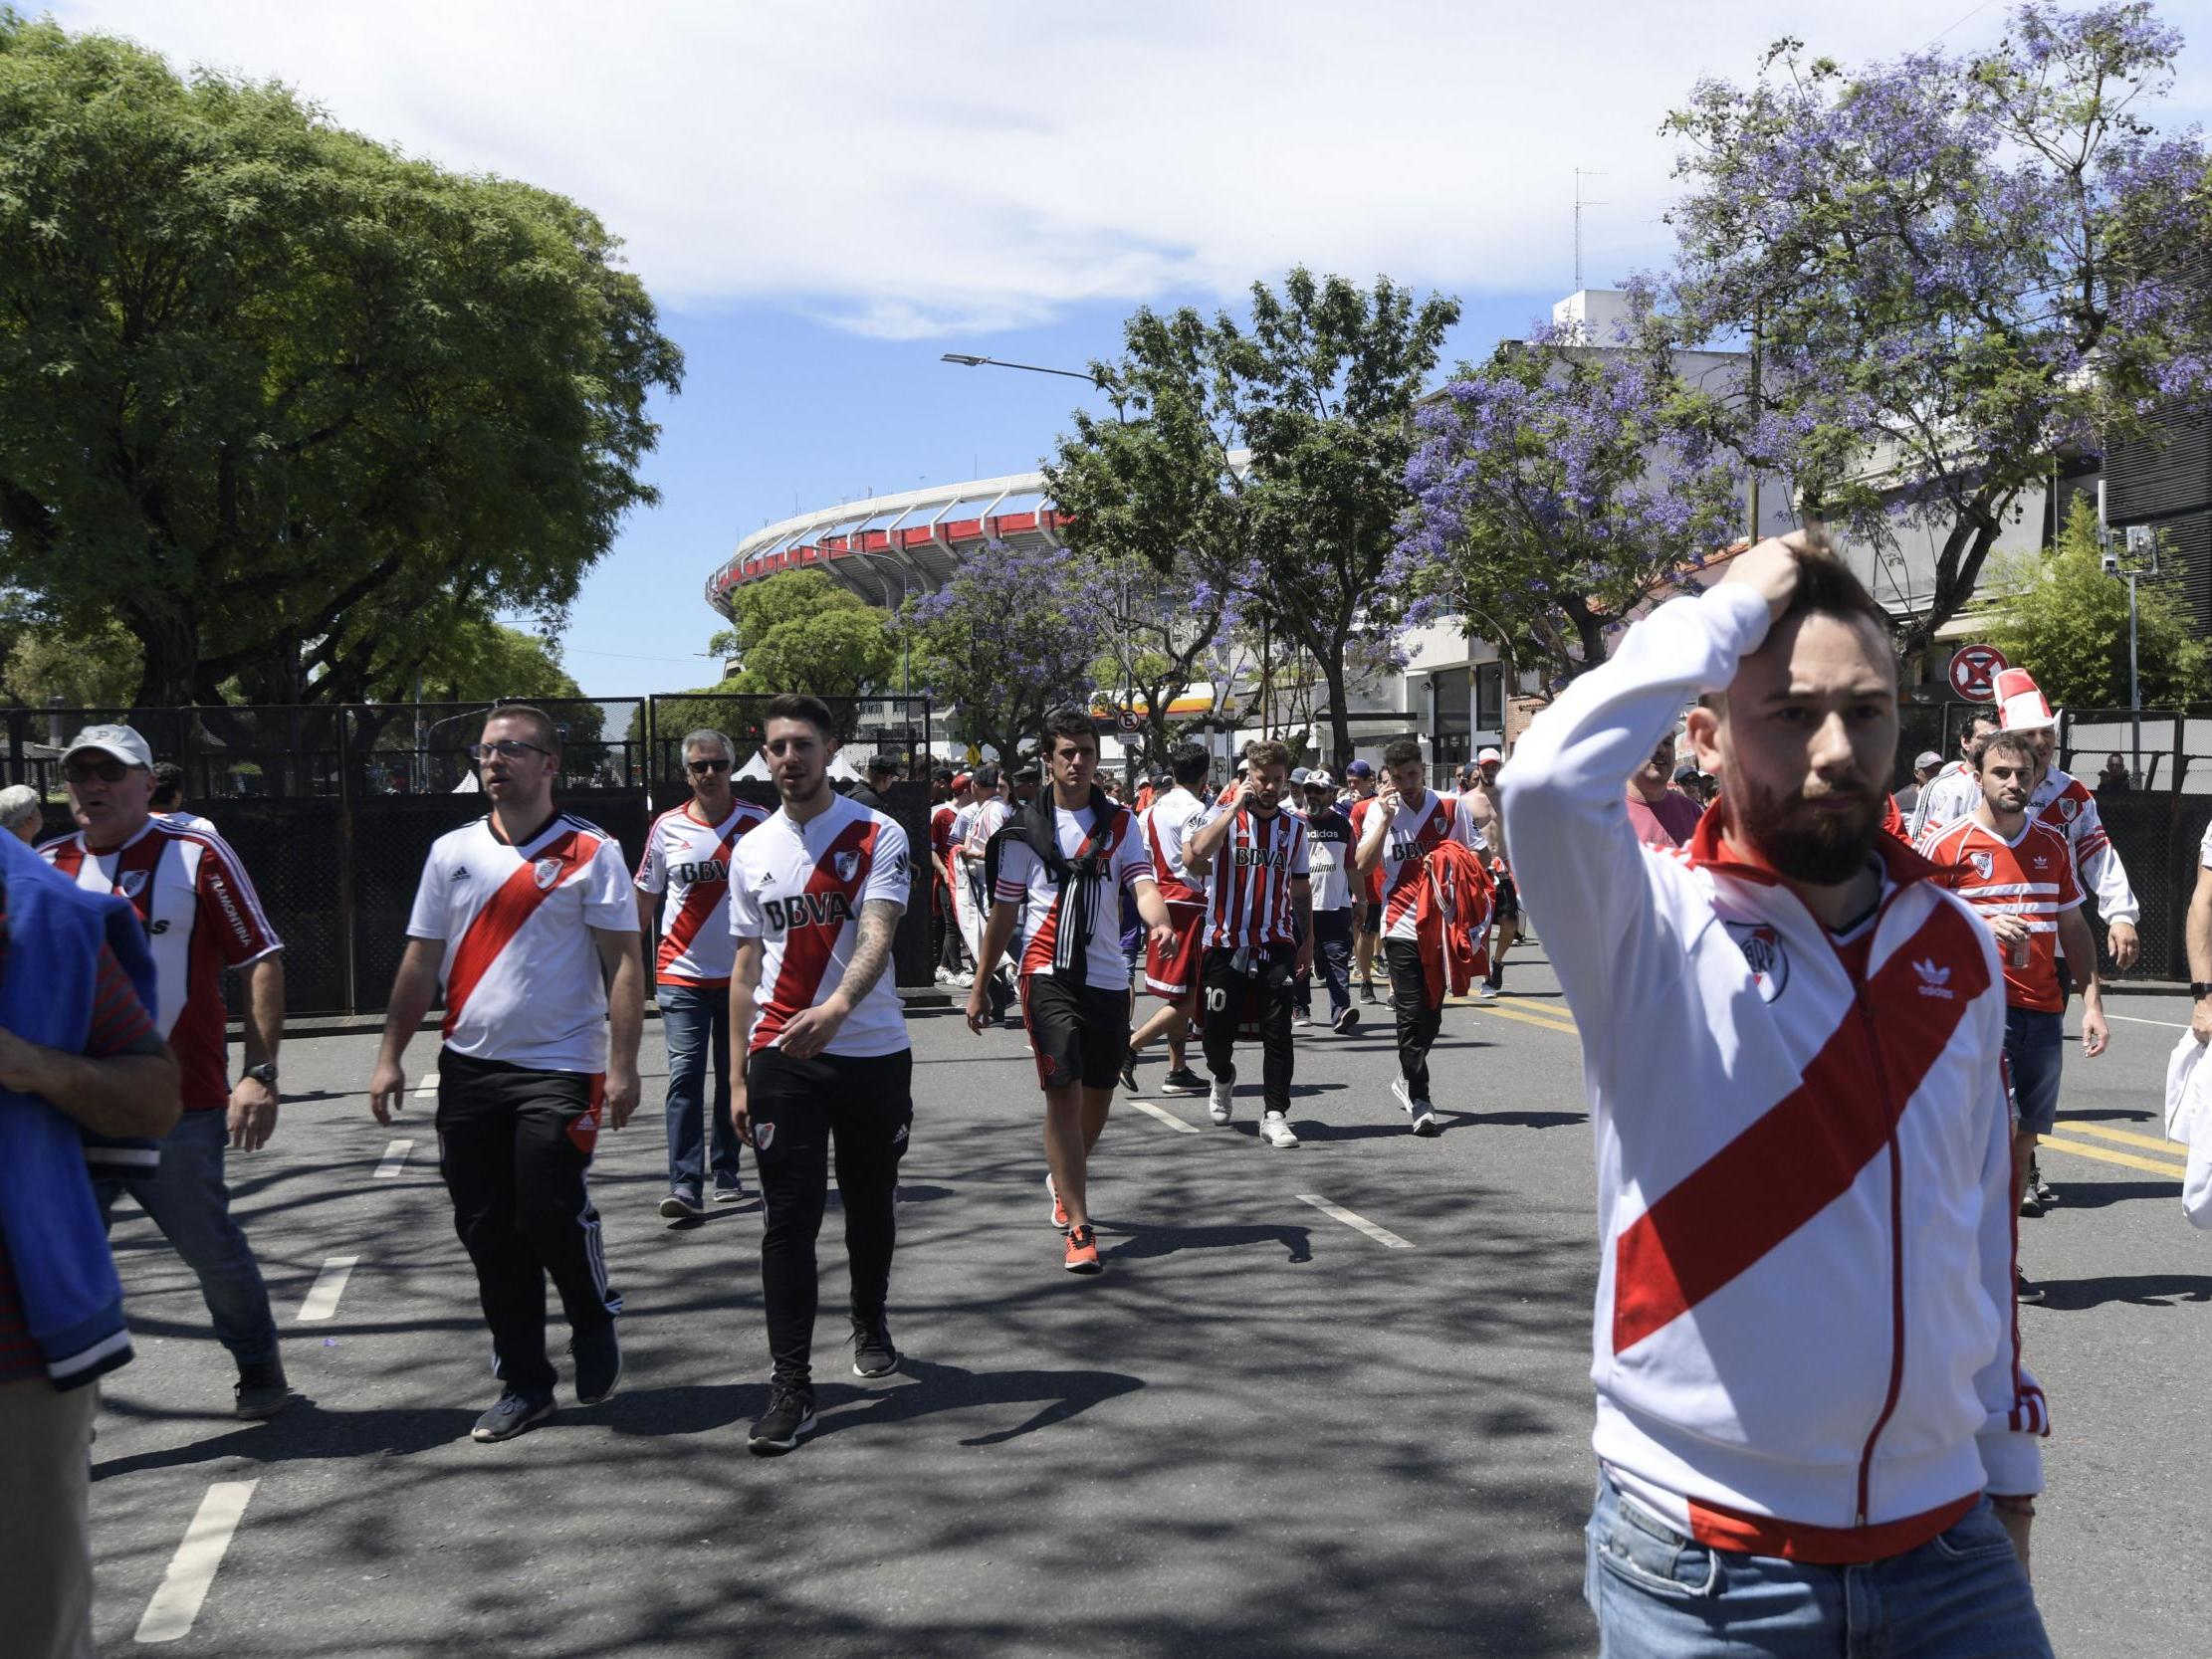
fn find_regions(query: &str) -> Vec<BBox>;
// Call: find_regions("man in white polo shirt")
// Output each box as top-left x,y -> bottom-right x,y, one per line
368,705 -> 643,1444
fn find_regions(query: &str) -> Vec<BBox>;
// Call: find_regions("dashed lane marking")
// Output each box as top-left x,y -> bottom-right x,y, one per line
413,1072 -> 439,1098
134,1479 -> 257,1644
372,1139 -> 415,1177
1295,1193 -> 1414,1249
2038,1135 -> 2183,1179
295,1255 -> 361,1323
1128,1098 -> 1202,1135
2057,1119 -> 2187,1155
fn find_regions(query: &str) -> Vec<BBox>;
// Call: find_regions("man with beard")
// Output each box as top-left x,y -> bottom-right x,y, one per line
1502,535 -> 2051,1656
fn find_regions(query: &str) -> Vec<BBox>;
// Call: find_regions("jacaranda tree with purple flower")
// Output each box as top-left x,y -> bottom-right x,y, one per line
1392,312 -> 1746,689
1662,2 -> 2212,660
903,541 -> 1110,764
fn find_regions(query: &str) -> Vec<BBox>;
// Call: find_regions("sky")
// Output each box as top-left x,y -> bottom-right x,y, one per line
50,0 -> 2212,694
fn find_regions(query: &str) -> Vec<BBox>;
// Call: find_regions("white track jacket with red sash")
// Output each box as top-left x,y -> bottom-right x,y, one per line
1500,581 -> 2044,1562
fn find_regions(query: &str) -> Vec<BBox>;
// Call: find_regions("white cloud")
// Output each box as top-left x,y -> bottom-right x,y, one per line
50,0 -> 2212,335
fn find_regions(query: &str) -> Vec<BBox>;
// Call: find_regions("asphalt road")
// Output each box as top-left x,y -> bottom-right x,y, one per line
85,947 -> 2208,1658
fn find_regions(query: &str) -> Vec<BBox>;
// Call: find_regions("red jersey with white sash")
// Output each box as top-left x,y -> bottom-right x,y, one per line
728,791 -> 910,1057
1502,580 -> 2043,1564
992,800 -> 1152,982
634,798 -> 769,987
1201,806 -> 1310,949
42,819 -> 282,1113
1915,815 -> 2083,1013
1350,791 -> 1481,939
406,811 -> 636,1073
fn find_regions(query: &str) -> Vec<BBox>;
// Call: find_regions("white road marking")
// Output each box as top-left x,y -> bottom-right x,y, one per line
295,1256 -> 361,1323
413,1072 -> 439,1098
1128,1098 -> 1201,1135
372,1140 -> 415,1177
1295,1193 -> 1414,1249
134,1480 -> 257,1644
2105,1012 -> 2189,1030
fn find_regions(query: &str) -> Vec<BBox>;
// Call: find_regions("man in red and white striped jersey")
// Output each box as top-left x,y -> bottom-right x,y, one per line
368,705 -> 643,1444
726,694 -> 913,1455
1184,739 -> 1313,1147
43,724 -> 294,1419
1351,736 -> 1485,1134
635,727 -> 769,1219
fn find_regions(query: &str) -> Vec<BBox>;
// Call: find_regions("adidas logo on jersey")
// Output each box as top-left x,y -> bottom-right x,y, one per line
764,892 -> 856,931
1913,958 -> 1955,999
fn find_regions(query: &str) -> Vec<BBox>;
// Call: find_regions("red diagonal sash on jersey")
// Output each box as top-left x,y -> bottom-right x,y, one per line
443,829 -> 598,1038
753,817 -> 878,1052
1611,902 -> 1990,1353
1380,795 -> 1454,931
655,811 -> 754,977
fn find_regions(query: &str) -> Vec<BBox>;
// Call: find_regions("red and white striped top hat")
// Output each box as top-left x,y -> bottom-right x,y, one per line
1992,668 -> 2058,731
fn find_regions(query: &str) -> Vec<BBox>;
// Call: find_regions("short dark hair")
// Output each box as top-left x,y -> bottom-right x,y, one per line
486,704 -> 560,753
1245,738 -> 1292,775
1776,544 -> 1888,638
1382,737 -> 1424,771
1973,729 -> 2041,774
762,693 -> 837,741
1963,710 -> 2001,739
1169,741 -> 1210,787
931,766 -> 954,784
1040,706 -> 1098,756
149,760 -> 185,808
972,762 -> 1000,790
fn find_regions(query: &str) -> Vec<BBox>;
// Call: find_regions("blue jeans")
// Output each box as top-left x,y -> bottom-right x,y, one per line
660,984 -> 744,1200
1584,1473 -> 2052,1658
2002,1005 -> 2065,1137
1295,909 -> 1354,1018
96,1109 -> 279,1366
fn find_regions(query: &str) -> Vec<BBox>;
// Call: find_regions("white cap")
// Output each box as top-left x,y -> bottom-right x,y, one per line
1993,668 -> 2058,732
1303,769 -> 1334,789
1476,746 -> 1503,765
1913,750 -> 1943,770
63,724 -> 154,769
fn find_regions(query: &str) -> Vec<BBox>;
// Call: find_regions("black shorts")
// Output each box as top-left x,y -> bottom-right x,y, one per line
1019,974 -> 1131,1093
1493,872 -> 1520,923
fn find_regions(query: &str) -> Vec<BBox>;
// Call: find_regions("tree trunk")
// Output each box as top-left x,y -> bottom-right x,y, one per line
126,602 -> 202,708
1321,650 -> 1354,776
1894,501 -> 2004,667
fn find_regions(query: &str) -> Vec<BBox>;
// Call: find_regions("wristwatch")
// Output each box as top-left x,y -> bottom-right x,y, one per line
243,1062 -> 279,1088
2191,982 -> 2212,1000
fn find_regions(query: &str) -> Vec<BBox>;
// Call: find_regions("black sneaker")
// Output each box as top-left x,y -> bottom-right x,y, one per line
569,1321 -> 622,1405
851,1315 -> 899,1378
2029,1156 -> 2058,1211
1118,1053 -> 1139,1094
233,1356 -> 291,1420
659,1191 -> 704,1221
2016,1266 -> 2046,1306
2018,1187 -> 2046,1219
749,1381 -> 816,1455
1331,1005 -> 1360,1034
1158,1068 -> 1207,1097
1358,981 -> 1379,1006
472,1388 -> 554,1442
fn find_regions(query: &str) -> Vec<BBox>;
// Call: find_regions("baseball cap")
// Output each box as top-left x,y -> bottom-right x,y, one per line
1303,769 -> 1334,789
1913,750 -> 1943,770
1011,761 -> 1041,783
952,771 -> 972,789
1346,759 -> 1374,777
1673,763 -> 1702,785
1477,746 -> 1503,765
1290,766 -> 1310,784
63,724 -> 154,770
867,753 -> 899,774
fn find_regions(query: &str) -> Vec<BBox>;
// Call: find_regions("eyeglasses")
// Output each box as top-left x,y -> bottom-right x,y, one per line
686,757 -> 732,773
64,758 -> 137,784
466,739 -> 553,761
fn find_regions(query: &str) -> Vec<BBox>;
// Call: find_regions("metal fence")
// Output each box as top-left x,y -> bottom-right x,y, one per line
9,695 -> 935,1013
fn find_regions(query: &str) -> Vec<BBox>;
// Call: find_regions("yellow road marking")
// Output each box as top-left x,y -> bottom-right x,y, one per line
1472,1003 -> 1580,1036
2038,1135 -> 2184,1178
2054,1120 -> 2184,1154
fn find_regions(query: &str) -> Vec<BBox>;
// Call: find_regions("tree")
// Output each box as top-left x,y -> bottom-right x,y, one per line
719,570 -> 893,701
0,603 -> 142,707
1982,497 -> 2208,709
0,15 -> 682,706
1393,319 -> 1745,689
1054,271 -> 1457,773
906,542 -> 1107,763
1661,3 -> 2212,662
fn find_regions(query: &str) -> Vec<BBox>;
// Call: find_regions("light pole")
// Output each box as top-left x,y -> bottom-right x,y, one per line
2100,521 -> 2159,781
940,353 -> 1104,387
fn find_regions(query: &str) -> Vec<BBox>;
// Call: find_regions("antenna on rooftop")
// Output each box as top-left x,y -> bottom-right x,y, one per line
1574,168 -> 1609,293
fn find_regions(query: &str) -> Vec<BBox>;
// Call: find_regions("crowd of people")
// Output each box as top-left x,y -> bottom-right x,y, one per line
7,534 -> 2211,1655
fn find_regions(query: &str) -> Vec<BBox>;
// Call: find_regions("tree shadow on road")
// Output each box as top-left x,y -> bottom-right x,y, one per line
92,1397 -> 481,1479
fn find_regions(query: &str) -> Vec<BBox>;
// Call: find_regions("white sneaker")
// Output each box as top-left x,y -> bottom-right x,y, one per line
1411,1101 -> 1439,1138
1472,983 -> 1498,1002
934,966 -> 955,984
953,970 -> 975,987
1390,1078 -> 1414,1116
1259,1112 -> 1299,1148
1209,1081 -> 1234,1125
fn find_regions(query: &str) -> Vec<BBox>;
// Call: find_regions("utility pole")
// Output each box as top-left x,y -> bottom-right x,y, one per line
1746,300 -> 1762,543
1574,169 -> 1608,295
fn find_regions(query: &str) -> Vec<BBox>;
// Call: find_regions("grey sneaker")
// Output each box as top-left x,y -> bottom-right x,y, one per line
659,1191 -> 704,1221
233,1356 -> 291,1420
472,1389 -> 554,1442
1410,1101 -> 1439,1138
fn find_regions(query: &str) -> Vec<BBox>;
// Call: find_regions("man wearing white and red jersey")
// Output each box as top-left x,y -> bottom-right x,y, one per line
727,694 -> 912,1456
1503,536 -> 2050,1655
43,724 -> 294,1420
1124,740 -> 1215,1096
1184,740 -> 1312,1148
970,708 -> 1173,1276
957,764 -> 1016,1024
927,768 -> 969,981
1908,710 -> 2002,843
635,727 -> 769,1219
1352,737 -> 1484,1133
1917,730 -> 2108,1301
369,705 -> 642,1445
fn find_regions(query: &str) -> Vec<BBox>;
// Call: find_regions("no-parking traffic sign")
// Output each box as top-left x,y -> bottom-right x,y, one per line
1947,643 -> 2009,703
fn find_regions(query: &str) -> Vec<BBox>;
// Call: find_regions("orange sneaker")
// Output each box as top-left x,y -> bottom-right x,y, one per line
1062,1223 -> 1102,1275
1046,1172 -> 1070,1233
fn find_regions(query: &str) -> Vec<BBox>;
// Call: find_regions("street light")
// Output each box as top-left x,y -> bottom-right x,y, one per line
2099,520 -> 2159,781
940,352 -> 1103,387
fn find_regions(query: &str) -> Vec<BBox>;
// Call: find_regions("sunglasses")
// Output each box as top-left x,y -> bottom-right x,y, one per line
65,757 -> 138,784
467,739 -> 553,761
686,757 -> 732,773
